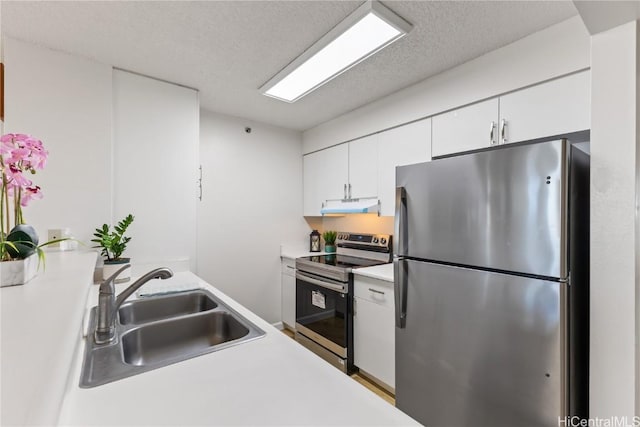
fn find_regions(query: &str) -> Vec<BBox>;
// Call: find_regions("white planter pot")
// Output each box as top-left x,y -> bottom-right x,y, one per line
0,254 -> 39,287
102,259 -> 131,283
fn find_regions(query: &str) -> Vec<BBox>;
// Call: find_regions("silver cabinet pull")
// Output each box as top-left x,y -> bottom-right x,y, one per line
368,288 -> 385,295
344,183 -> 347,200
500,119 -> 508,144
286,265 -> 295,270
348,183 -> 352,199
489,121 -> 496,145
353,297 -> 357,316
197,165 -> 203,201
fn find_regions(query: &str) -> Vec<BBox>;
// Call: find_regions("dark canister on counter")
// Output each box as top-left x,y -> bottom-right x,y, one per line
309,229 -> 321,252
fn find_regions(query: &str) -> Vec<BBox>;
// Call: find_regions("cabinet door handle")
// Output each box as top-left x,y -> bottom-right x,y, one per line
344,184 -> 347,200
489,121 -> 496,145
197,165 -> 203,201
353,297 -> 357,316
348,183 -> 352,199
500,119 -> 508,144
286,265 -> 295,270
369,288 -> 385,295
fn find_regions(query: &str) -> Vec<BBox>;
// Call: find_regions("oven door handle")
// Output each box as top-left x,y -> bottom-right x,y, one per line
296,272 -> 346,293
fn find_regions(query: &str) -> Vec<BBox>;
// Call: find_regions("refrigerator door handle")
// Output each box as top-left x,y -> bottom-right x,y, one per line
394,186 -> 407,256
394,257 -> 408,328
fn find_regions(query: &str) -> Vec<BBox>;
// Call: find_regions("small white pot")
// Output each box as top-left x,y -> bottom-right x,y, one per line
0,254 -> 39,287
102,258 -> 131,283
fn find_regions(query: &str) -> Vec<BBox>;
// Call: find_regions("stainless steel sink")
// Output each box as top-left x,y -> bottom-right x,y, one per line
122,312 -> 249,366
80,289 -> 265,388
118,291 -> 217,325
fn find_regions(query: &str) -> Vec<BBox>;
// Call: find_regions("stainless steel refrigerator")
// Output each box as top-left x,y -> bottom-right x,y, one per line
394,139 -> 589,427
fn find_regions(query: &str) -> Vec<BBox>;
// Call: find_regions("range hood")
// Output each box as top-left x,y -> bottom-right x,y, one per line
321,198 -> 380,215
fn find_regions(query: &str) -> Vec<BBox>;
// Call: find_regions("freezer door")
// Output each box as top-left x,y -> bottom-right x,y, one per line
395,259 -> 566,427
396,139 -> 567,278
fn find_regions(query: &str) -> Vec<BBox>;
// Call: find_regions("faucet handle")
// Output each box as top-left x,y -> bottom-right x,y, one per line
100,264 -> 131,293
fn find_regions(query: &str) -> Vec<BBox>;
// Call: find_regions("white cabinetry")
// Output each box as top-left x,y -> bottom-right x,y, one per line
348,135 -> 378,199
432,98 -> 499,157
281,258 -> 296,330
113,70 -> 199,271
303,144 -> 349,216
303,137 -> 379,216
499,70 -> 590,145
353,275 -> 395,391
377,119 -> 431,216
432,70 -> 590,157
303,121 -> 430,216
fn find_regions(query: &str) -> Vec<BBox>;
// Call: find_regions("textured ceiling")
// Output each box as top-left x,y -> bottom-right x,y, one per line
1,1 -> 577,131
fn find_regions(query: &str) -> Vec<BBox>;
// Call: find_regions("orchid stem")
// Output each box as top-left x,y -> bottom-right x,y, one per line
4,181 -> 9,236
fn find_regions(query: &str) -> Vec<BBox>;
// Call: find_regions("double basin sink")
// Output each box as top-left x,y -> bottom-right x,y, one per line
80,289 -> 265,388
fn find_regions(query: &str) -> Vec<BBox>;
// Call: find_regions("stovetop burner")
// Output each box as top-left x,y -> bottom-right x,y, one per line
295,232 -> 392,282
298,254 -> 388,269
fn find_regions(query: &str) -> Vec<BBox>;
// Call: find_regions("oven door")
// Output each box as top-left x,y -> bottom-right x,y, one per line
295,271 -> 348,358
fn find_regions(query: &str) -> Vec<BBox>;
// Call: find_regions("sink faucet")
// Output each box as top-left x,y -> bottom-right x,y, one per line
94,265 -> 174,345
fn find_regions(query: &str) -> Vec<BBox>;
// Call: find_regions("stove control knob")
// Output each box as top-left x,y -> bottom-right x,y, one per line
380,238 -> 387,245
372,237 -> 379,244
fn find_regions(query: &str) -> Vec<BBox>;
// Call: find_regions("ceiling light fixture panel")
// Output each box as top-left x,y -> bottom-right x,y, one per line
260,1 -> 412,103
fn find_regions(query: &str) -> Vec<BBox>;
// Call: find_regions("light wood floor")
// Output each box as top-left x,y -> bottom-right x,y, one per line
281,328 -> 396,405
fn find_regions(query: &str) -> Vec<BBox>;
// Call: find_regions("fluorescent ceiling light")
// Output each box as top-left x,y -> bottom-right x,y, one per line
260,1 -> 412,103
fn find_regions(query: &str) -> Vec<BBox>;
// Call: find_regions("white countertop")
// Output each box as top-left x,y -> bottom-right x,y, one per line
58,271 -> 418,426
0,250 -> 98,426
354,263 -> 394,282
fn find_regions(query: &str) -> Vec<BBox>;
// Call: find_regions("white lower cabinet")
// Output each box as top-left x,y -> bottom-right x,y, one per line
281,258 -> 296,330
353,275 -> 395,391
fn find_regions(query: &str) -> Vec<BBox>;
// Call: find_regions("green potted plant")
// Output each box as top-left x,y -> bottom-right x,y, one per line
92,214 -> 134,283
323,230 -> 337,253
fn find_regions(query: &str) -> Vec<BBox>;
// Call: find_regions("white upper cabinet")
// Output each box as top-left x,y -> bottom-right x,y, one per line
432,98 -> 499,157
377,119 -> 431,216
348,135 -> 379,199
499,70 -> 590,145
432,71 -> 591,157
303,143 -> 349,216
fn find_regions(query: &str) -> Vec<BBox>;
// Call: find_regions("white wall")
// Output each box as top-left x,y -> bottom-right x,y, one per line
3,37 -> 112,245
113,70 -> 199,273
589,20 -> 637,419
303,16 -> 590,153
198,110 -> 309,323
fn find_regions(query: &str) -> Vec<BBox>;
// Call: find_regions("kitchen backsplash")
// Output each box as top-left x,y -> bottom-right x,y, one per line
305,214 -> 394,236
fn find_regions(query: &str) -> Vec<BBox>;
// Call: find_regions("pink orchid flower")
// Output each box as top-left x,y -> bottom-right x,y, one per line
0,133 -> 47,225
5,164 -> 33,188
20,185 -> 43,207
